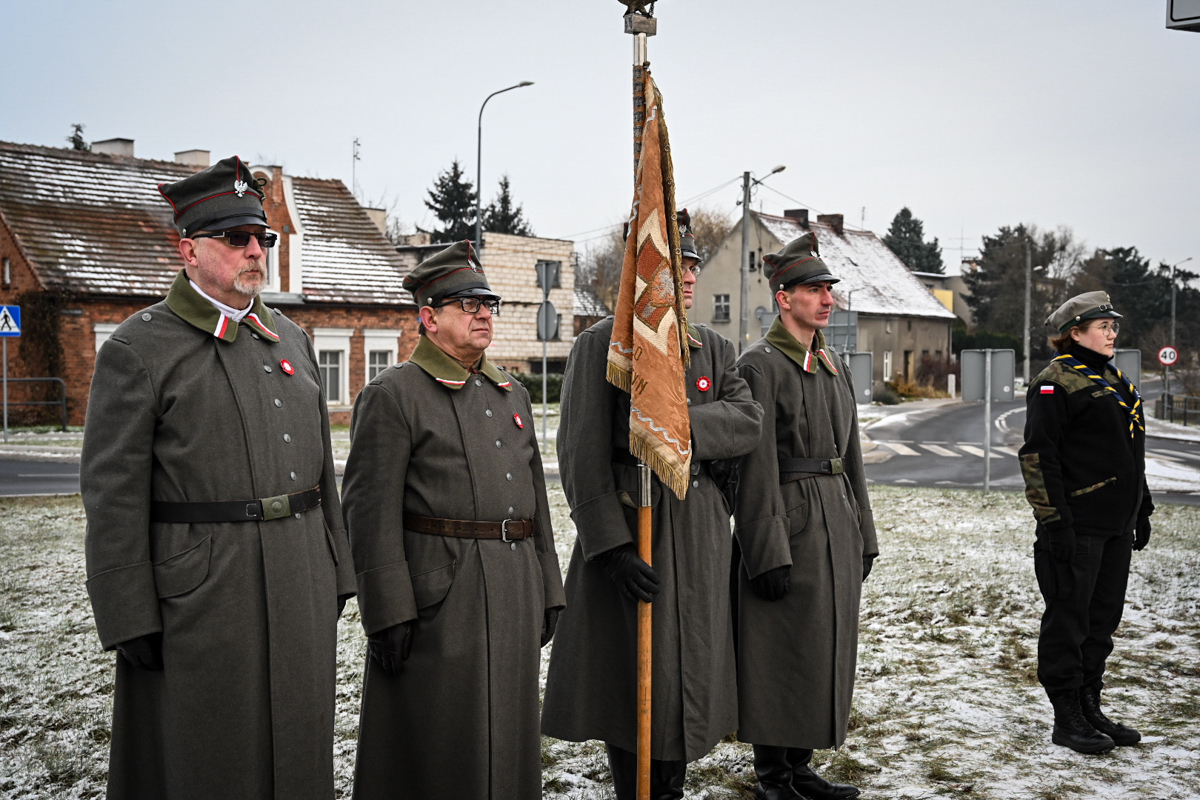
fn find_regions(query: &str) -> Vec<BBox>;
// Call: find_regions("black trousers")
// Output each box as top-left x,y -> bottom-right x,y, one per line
1033,527 -> 1132,693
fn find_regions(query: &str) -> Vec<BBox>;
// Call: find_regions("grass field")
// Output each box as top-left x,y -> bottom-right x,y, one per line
1,486 -> 1197,799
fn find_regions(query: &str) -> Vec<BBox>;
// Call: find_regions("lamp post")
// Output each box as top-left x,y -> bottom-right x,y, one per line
739,165 -> 786,353
1167,256 -> 1192,397
1023,237 -> 1032,385
475,81 -> 534,253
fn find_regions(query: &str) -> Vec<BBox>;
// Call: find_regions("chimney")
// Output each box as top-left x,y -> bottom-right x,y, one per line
817,213 -> 844,236
174,149 -> 210,167
92,138 -> 135,157
783,209 -> 809,228
364,207 -> 388,235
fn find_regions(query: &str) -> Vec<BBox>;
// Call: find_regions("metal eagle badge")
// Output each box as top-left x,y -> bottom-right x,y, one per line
234,179 -> 249,197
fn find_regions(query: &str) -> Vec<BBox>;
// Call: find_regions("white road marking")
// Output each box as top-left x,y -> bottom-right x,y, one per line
920,444 -> 962,457
879,441 -> 921,456
957,445 -> 1002,459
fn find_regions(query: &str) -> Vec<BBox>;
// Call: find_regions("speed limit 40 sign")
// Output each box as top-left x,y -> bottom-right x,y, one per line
1158,345 -> 1179,367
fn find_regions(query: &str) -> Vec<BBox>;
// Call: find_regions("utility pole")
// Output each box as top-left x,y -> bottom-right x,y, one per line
1023,236 -> 1032,385
1167,256 -> 1192,397
739,172 -> 751,353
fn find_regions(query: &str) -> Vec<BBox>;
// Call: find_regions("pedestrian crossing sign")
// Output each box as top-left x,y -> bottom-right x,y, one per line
0,305 -> 20,337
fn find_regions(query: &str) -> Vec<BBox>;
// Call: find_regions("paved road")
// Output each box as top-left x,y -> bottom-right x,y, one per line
0,458 -> 80,496
862,398 -> 1200,507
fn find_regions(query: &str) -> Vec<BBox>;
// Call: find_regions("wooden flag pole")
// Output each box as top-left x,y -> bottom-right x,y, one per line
636,462 -> 653,800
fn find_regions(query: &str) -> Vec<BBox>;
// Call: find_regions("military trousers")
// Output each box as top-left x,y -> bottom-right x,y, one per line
1033,525 -> 1132,693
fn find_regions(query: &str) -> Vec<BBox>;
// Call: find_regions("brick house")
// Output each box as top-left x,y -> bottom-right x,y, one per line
0,140 -> 417,426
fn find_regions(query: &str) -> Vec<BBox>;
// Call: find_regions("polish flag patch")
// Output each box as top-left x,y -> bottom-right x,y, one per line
1040,385 -> 1055,394
514,413 -> 524,429
280,359 -> 294,376
696,376 -> 712,392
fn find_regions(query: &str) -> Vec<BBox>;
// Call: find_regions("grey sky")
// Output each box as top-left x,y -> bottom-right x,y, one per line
2,1 -> 1196,274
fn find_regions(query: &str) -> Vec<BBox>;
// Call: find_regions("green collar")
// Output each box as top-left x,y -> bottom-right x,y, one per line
764,316 -> 839,375
165,270 -> 280,343
686,323 -> 703,350
408,335 -> 512,391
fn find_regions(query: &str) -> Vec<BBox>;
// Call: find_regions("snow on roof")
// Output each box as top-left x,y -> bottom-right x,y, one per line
574,285 -> 609,317
0,141 -> 412,305
756,212 -> 956,320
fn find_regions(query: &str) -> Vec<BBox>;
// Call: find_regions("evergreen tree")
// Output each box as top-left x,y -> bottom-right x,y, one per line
482,175 -> 533,236
883,207 -> 944,273
66,123 -> 89,152
424,160 -> 477,243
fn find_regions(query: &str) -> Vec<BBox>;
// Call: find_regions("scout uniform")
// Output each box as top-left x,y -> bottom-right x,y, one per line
81,157 -> 355,800
542,210 -> 763,798
342,242 -> 566,800
1019,291 -> 1152,754
732,234 -> 876,800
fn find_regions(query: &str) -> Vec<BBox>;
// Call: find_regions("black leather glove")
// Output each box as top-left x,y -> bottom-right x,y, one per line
368,621 -> 415,676
115,633 -> 163,671
600,543 -> 660,603
1048,525 -> 1076,562
750,565 -> 791,601
541,608 -> 560,647
862,554 -> 877,582
1133,517 -> 1151,551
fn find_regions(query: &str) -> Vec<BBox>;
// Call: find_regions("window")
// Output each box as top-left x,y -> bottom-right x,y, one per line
713,294 -> 731,323
883,350 -> 893,378
319,350 -> 342,403
2,257 -> 10,286
94,322 -> 119,352
368,351 -> 391,381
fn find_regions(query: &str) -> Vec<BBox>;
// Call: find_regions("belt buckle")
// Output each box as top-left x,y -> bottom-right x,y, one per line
501,519 -> 515,543
830,458 -> 845,475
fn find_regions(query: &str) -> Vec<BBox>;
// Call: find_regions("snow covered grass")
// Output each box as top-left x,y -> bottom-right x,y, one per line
2,488 -> 1198,799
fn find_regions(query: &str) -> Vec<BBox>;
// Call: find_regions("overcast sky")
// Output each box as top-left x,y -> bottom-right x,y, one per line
2,1 -> 1197,275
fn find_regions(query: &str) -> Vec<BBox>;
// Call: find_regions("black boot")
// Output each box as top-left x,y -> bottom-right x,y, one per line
752,745 -> 801,800
606,743 -> 686,800
787,748 -> 860,800
1047,690 -> 1115,754
1079,683 -> 1141,746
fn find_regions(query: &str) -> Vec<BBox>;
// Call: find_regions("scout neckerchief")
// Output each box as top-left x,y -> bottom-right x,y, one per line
407,335 -> 512,392
764,317 -> 839,375
1051,353 -> 1143,438
165,270 -> 280,343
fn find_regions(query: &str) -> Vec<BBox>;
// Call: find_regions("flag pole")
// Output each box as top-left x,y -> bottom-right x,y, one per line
624,10 -> 657,800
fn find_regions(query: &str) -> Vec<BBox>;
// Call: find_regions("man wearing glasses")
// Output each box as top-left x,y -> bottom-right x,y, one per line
542,211 -> 762,798
81,156 -> 355,799
342,240 -> 565,799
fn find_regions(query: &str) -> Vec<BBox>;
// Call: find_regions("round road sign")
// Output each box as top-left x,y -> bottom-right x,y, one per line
1158,346 -> 1179,367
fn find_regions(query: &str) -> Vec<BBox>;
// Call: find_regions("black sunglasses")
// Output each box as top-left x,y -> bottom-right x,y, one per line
191,231 -> 279,248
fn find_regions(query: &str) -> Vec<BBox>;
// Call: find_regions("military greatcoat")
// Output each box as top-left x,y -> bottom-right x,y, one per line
81,271 -> 356,800
733,320 -> 878,749
541,318 -> 763,763
342,335 -> 566,800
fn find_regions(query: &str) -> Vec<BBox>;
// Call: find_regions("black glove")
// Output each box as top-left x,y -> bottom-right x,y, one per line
541,608 -> 560,647
600,543 -> 660,603
1048,525 -> 1076,562
115,633 -> 163,671
368,621 -> 415,676
1133,517 -> 1151,551
750,565 -> 791,601
862,554 -> 877,582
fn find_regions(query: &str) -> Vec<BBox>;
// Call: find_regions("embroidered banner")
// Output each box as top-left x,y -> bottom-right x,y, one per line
607,67 -> 692,499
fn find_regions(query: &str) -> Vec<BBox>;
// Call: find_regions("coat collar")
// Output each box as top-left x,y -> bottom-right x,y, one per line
686,323 -> 703,350
765,316 -> 839,375
165,270 -> 280,343
407,335 -> 512,391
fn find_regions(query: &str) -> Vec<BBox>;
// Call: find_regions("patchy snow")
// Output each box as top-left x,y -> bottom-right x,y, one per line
1146,417 -> 1200,444
2,488 -> 1198,799
1144,456 -> 1200,494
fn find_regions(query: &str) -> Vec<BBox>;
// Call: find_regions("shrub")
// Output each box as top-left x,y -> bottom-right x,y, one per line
511,372 -> 563,404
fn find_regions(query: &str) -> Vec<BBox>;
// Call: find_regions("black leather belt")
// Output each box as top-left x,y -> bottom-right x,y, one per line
403,512 -> 535,541
779,457 -> 844,482
613,448 -> 709,476
151,486 -> 321,524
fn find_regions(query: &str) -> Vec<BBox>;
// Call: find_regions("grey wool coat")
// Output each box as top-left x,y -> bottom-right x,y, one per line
541,318 -> 763,763
81,271 -> 356,800
341,335 -> 566,800
733,319 -> 879,749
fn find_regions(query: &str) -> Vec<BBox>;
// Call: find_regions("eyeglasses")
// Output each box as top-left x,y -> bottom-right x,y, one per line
685,264 -> 702,276
190,231 -> 279,248
437,296 -> 500,315
1093,322 -> 1120,336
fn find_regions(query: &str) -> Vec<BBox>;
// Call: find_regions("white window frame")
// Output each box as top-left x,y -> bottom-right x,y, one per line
312,328 -> 353,408
713,293 -> 731,323
94,322 -> 119,353
883,350 -> 893,379
363,329 -> 402,384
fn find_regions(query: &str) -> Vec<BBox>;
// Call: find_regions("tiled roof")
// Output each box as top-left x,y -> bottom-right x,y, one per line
574,284 -> 609,317
0,141 -> 413,305
756,212 -> 956,320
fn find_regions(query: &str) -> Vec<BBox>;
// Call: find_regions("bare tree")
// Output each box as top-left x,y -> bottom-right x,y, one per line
687,205 -> 735,263
577,225 -> 626,311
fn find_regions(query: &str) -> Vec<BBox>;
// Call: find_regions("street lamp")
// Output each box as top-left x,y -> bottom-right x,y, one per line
1166,256 -> 1192,397
739,164 -> 786,352
475,81 -> 534,253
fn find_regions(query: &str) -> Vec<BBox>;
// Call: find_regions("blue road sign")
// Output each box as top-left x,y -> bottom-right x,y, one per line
0,306 -> 20,337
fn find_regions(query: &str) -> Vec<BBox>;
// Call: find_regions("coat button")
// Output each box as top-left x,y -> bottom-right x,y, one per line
508,506 -> 514,515
264,365 -> 273,373
496,440 -> 503,448
252,332 -> 260,340
506,473 -> 513,481
691,463 -> 700,475
290,471 -> 297,481
486,409 -> 493,417
693,480 -> 699,488
275,399 -> 283,407
510,542 -> 517,551
283,433 -> 291,443
294,513 -> 302,520
687,398 -> 692,405
765,347 -> 772,353
141,312 -> 152,321
475,379 -> 483,386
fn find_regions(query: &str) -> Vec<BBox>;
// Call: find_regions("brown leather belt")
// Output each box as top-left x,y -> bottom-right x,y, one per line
151,486 -> 321,523
403,512 -> 535,541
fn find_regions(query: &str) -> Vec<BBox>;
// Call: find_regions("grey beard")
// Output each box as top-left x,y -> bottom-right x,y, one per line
232,267 -> 265,298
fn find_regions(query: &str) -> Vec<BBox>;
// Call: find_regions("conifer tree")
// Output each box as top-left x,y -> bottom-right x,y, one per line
424,160 -> 477,243
884,207 -> 944,274
482,175 -> 534,236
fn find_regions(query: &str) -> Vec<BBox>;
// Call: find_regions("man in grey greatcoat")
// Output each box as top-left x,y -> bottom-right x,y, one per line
733,233 -> 878,800
81,156 -> 356,800
342,240 -> 566,800
541,212 -> 763,799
